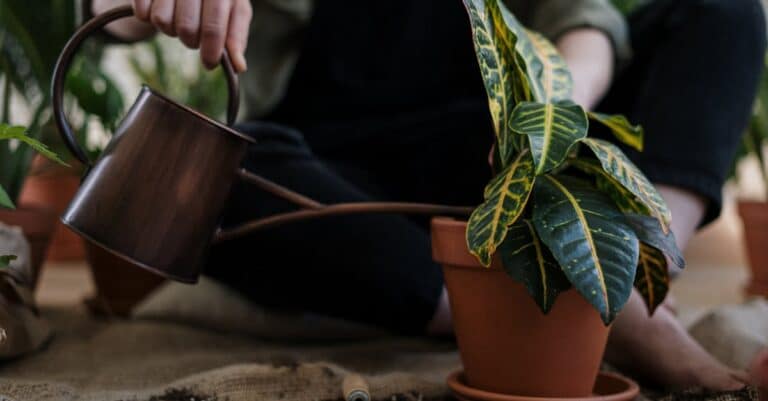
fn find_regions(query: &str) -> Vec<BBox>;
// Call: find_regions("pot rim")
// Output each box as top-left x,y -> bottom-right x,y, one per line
0,206 -> 58,236
430,216 -> 503,271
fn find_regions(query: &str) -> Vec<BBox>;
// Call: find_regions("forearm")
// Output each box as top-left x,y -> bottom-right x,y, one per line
556,28 -> 614,110
91,0 -> 156,42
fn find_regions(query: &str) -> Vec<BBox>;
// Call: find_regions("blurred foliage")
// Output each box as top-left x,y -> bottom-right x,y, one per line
128,37 -> 228,122
610,0 -> 642,15
0,0 -> 124,202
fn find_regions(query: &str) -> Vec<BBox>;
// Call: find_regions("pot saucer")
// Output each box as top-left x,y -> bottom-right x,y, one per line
447,371 -> 640,401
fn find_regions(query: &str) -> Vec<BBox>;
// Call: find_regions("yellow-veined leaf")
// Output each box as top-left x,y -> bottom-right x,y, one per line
569,158 -> 651,216
463,0 -> 529,166
526,30 -> 573,102
467,150 -> 535,266
588,112 -> 644,152
623,214 -> 685,268
499,220 -> 570,313
581,138 -> 671,232
510,101 -> 588,175
532,175 -> 639,324
634,244 -> 670,314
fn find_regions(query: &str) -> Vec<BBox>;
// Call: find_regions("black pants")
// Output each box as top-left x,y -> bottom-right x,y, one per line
205,0 -> 767,334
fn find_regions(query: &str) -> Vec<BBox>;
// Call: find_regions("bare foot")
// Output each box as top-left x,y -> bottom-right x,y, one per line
605,291 -> 747,391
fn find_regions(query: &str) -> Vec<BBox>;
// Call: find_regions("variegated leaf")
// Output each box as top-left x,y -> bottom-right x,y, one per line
467,151 -> 535,266
581,138 -> 671,232
463,0 -> 528,166
0,185 -> 14,209
588,112 -> 644,152
623,214 -> 685,268
526,30 -> 573,102
488,7 -> 571,103
569,158 -> 651,215
487,0 -> 540,102
510,101 -> 588,175
634,244 -> 670,314
532,175 -> 639,324
499,220 -> 571,313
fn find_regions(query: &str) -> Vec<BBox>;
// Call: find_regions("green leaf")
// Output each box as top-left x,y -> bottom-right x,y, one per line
532,175 -> 639,324
500,220 -> 571,313
467,150 -> 536,266
463,0 -> 529,165
623,214 -> 685,268
0,184 -> 14,209
581,138 -> 671,233
569,158 -> 651,216
0,255 -> 16,269
526,31 -> 573,102
588,112 -> 644,152
0,124 -> 68,166
509,101 -> 589,175
634,244 -> 670,314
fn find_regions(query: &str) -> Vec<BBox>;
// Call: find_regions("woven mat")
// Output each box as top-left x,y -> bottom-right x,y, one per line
0,280 -> 764,401
0,306 -> 458,401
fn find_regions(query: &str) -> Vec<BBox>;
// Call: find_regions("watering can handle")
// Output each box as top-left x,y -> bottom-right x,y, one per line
51,5 -> 240,168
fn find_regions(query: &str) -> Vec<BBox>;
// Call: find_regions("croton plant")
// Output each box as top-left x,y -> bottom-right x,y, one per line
463,0 -> 684,324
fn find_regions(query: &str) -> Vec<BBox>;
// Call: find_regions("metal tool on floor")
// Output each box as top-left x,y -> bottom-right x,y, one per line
342,374 -> 371,401
52,6 -> 472,284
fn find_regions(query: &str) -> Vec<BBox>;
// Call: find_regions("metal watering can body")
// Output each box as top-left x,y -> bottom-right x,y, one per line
53,6 -> 249,283
53,6 -> 472,284
61,88 -> 251,283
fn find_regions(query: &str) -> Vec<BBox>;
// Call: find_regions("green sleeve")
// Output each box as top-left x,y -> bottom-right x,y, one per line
241,0 -> 313,119
521,0 -> 632,67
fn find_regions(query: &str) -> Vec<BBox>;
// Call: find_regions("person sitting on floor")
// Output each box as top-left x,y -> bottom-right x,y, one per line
73,0 -> 768,392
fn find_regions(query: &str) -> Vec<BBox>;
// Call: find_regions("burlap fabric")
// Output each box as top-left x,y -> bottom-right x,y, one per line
0,306 -> 457,401
0,279 -> 764,401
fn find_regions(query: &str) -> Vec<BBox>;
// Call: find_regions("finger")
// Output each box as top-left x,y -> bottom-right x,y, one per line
226,0 -> 252,72
150,0 -> 177,37
200,0 -> 231,69
133,0 -> 152,21
175,0 -> 202,48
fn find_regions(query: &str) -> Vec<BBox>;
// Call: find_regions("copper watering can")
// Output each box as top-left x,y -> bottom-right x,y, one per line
53,6 -> 472,284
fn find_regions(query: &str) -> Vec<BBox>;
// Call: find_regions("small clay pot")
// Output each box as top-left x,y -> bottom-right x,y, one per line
84,241 -> 165,316
0,206 -> 57,288
737,201 -> 768,298
19,160 -> 85,261
431,218 -> 610,398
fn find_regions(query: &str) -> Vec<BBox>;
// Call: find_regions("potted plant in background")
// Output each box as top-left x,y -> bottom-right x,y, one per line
0,124 -> 67,286
736,56 -> 768,298
431,0 -> 683,399
0,0 -> 124,265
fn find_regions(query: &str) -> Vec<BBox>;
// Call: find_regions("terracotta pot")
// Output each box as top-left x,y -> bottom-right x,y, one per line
737,201 -> 768,298
19,160 -> 85,261
84,240 -> 165,316
431,217 -> 610,398
0,206 -> 57,288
